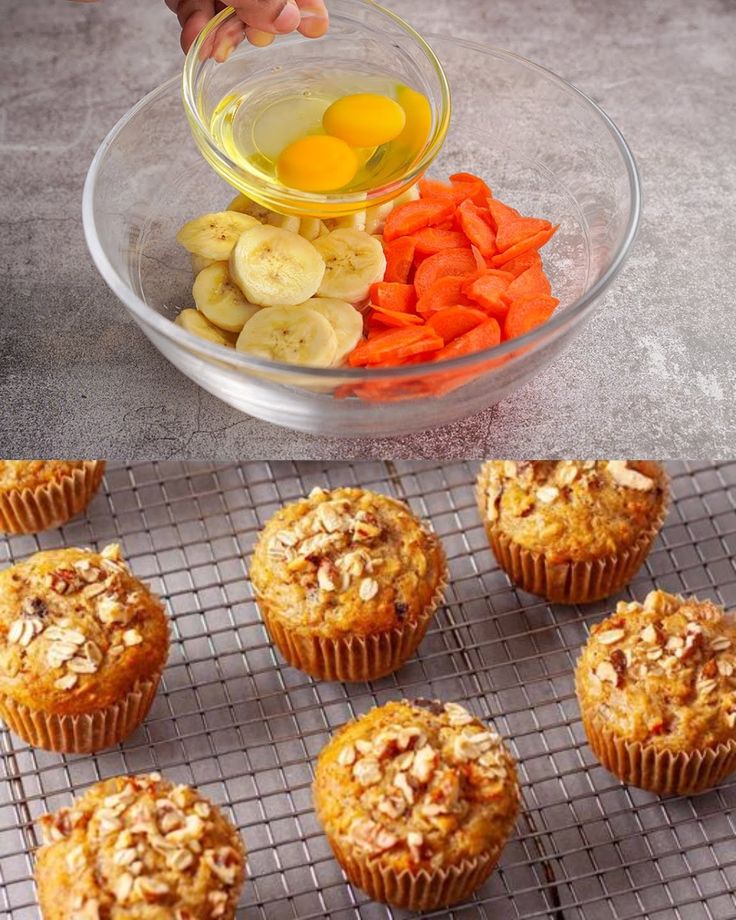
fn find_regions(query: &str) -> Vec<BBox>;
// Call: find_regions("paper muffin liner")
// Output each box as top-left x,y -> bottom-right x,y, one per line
0,461 -> 106,535
258,570 -> 447,682
476,468 -> 670,604
327,836 -> 502,911
580,710 -> 736,795
0,674 -> 160,754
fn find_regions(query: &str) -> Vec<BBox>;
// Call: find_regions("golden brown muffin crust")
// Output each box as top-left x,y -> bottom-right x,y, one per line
0,461 -> 92,493
250,487 -> 446,639
0,545 -> 169,715
575,590 -> 736,751
36,773 -> 245,920
313,700 -> 519,874
478,460 -> 668,563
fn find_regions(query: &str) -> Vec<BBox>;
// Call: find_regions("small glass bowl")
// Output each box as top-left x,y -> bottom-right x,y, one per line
181,0 -> 451,217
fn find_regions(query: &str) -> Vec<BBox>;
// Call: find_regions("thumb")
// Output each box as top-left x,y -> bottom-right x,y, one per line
171,1 -> 216,53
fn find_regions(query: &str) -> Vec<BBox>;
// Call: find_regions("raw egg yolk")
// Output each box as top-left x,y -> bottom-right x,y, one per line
276,135 -> 359,192
322,93 -> 407,148
395,85 -> 432,150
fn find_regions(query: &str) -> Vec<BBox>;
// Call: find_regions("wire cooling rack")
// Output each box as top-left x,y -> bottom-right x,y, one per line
1,461 -> 736,920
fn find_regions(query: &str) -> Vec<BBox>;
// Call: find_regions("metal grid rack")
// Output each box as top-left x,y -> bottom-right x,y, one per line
1,461 -> 736,920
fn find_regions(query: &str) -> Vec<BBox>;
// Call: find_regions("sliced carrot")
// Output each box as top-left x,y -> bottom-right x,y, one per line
414,248 -> 478,298
411,227 -> 470,256
434,319 -> 501,361
463,271 -> 513,318
370,305 -> 424,327
450,172 -> 492,205
504,295 -> 559,339
351,326 -> 444,365
383,199 -> 454,242
498,250 -> 543,278
426,306 -> 488,343
416,275 -> 476,315
384,237 -> 416,283
491,224 -> 558,267
417,178 -> 460,201
495,216 -> 552,252
470,244 -> 487,271
486,196 -> 521,231
419,177 -> 487,206
456,200 -> 496,257
506,264 -> 552,299
369,282 -> 417,313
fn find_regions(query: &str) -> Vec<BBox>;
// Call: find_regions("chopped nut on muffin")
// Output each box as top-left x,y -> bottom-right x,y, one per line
0,460 -> 105,534
36,773 -> 246,919
0,544 -> 169,752
576,589 -> 736,794
476,460 -> 669,603
250,487 -> 447,681
314,699 -> 519,910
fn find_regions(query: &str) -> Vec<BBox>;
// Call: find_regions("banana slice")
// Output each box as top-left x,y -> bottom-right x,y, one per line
300,297 -> 364,365
266,211 -> 302,234
236,305 -> 337,367
176,211 -> 260,260
324,211 -> 367,233
299,217 -> 323,242
227,193 -> 271,223
395,183 -> 421,206
229,225 -> 326,307
191,253 -> 215,275
313,229 -> 386,303
193,262 -> 261,332
364,200 -> 394,235
175,308 -> 237,347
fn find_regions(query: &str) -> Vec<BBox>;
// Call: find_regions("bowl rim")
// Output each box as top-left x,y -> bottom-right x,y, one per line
181,0 -> 452,212
82,35 -> 641,383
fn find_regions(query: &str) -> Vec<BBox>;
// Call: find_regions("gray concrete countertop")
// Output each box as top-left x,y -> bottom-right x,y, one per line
2,0 -> 734,459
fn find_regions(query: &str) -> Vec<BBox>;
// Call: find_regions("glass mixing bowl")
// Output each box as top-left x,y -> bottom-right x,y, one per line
182,0 -> 451,217
83,35 -> 640,438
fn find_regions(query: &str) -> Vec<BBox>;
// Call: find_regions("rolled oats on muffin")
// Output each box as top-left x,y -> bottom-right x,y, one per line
36,772 -> 246,919
476,460 -> 669,604
0,460 -> 105,534
250,487 -> 447,681
313,699 -> 519,911
575,589 -> 736,795
0,544 -> 169,753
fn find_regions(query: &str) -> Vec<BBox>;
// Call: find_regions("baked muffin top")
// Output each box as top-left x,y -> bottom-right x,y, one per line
478,460 -> 668,563
575,590 -> 736,751
36,773 -> 245,920
313,699 -> 519,874
250,487 -> 446,639
0,461 -> 92,494
0,545 -> 168,715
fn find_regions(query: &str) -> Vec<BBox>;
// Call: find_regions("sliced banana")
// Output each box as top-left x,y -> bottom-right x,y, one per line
299,217 -> 323,242
300,297 -> 364,366
192,262 -> 261,332
313,229 -> 386,303
236,305 -> 337,367
364,200 -> 395,235
266,211 -> 302,234
324,211 -> 367,233
227,193 -> 271,223
176,211 -> 260,260
229,225 -> 326,307
175,308 -> 237,347
395,183 -> 421,206
191,253 -> 215,275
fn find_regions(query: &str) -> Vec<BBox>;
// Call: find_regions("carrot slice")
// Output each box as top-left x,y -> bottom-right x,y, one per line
486,197 -> 521,231
463,271 -> 513,318
352,326 -> 444,365
416,275 -> 476,315
434,319 -> 501,361
506,264 -> 552,299
491,225 -> 558,267
370,305 -> 424,327
383,199 -> 455,241
495,216 -> 552,252
504,295 -> 559,339
384,237 -> 416,283
498,250 -> 543,278
414,248 -> 478,298
450,172 -> 492,205
411,227 -> 470,256
426,306 -> 488,343
456,200 -> 496,257
419,177 -> 487,206
369,282 -> 417,313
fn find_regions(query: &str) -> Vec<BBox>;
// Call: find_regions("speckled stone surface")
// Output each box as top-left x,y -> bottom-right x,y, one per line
1,0 -> 734,459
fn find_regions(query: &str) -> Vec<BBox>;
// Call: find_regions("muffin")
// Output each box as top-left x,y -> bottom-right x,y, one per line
0,460 -> 105,534
36,772 -> 246,919
313,699 -> 519,911
0,544 -> 169,753
476,460 -> 669,604
575,589 -> 736,795
250,487 -> 447,681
